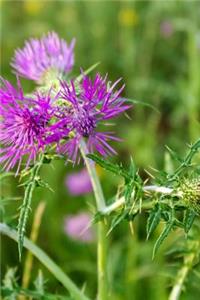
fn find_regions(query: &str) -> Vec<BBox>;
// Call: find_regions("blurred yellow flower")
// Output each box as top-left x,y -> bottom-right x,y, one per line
96,164 -> 104,178
118,8 -> 139,27
24,0 -> 44,15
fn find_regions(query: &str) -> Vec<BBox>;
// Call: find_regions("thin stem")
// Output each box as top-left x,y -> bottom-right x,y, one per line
79,139 -> 108,300
143,185 -> 173,194
169,240 -> 199,300
22,201 -> 46,290
79,139 -> 106,210
97,221 -> 108,300
18,154 -> 44,260
0,223 -> 90,300
101,185 -> 179,215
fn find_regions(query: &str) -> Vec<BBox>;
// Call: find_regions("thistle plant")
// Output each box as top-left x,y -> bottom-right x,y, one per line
0,31 -> 200,300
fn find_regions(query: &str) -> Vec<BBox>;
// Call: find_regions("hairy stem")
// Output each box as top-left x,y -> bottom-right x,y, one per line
79,139 -> 108,300
18,154 -> 44,260
0,223 -> 90,300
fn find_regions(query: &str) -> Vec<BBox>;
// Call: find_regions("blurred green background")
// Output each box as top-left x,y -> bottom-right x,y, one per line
1,1 -> 200,299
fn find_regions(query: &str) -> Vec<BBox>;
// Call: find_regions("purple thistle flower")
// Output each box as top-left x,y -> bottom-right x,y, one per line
0,77 -> 55,172
64,212 -> 95,243
65,168 -> 92,195
11,32 -> 75,83
58,73 -> 130,162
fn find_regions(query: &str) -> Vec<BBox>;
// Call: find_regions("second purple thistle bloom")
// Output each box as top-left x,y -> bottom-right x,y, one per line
58,73 -> 131,162
11,32 -> 75,83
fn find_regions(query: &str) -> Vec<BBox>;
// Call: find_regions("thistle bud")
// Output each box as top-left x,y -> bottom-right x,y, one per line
179,177 -> 200,214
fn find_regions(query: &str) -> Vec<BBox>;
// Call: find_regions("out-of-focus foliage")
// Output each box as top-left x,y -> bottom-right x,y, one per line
1,1 -> 200,300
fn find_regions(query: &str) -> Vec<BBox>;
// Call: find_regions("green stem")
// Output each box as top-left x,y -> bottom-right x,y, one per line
0,223 -> 90,300
169,239 -> 199,300
79,139 -> 105,210
97,221 -> 108,300
79,139 -> 108,300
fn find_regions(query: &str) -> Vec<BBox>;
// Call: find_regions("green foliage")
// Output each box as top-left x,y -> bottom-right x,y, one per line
126,98 -> 160,114
1,269 -> 72,300
184,209 -> 196,234
146,203 -> 162,240
88,154 -> 142,233
0,223 -> 90,300
152,211 -> 175,259
167,138 -> 200,183
87,154 -> 130,180
75,62 -> 100,83
89,138 -> 200,258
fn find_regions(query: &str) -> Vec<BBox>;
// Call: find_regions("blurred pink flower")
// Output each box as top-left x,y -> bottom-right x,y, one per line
64,212 -> 94,242
65,168 -> 92,195
160,20 -> 174,38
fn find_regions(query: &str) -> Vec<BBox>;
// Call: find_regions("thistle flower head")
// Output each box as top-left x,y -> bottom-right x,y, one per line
58,73 -> 130,162
11,31 -> 75,84
179,177 -> 200,214
0,78 -> 55,172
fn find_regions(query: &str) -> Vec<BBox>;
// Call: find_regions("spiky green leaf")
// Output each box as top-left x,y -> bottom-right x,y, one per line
146,204 -> 161,240
183,209 -> 196,234
152,220 -> 174,259
107,211 -> 127,235
87,154 -> 129,179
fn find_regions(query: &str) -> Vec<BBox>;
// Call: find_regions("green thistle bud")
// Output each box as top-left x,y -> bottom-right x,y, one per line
179,177 -> 200,214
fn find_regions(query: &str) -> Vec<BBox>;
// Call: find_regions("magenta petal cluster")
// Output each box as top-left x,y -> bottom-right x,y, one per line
0,78 -> 54,172
65,168 -> 92,195
59,74 -> 130,162
11,32 -> 75,82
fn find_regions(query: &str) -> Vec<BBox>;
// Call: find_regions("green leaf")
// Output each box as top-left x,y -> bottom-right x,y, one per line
152,219 -> 174,259
36,178 -> 54,193
1,286 -> 73,299
125,98 -> 160,114
167,138 -> 200,183
128,157 -> 137,176
146,204 -> 161,240
0,223 -> 90,300
183,209 -> 196,234
124,180 -> 135,206
87,154 -> 129,179
107,211 -> 128,235
34,270 -> 46,294
75,62 -> 100,83
165,145 -> 183,163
